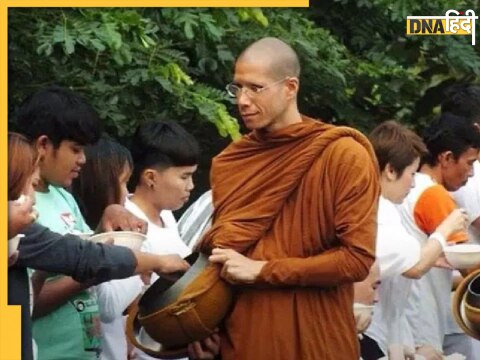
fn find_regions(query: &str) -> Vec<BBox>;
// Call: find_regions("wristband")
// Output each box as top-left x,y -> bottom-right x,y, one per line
429,232 -> 447,250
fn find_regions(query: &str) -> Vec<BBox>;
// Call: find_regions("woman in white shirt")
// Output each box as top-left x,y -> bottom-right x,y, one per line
72,137 -> 142,360
357,121 -> 468,360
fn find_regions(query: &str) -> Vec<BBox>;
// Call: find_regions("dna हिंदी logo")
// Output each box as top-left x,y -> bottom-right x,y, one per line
406,9 -> 478,45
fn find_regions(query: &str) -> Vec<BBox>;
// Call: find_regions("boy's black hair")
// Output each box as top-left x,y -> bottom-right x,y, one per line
130,120 -> 200,188
15,86 -> 102,147
422,112 -> 480,166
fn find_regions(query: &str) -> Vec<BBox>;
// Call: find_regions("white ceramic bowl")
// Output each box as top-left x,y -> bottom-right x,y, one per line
353,303 -> 374,315
69,230 -> 94,240
89,231 -> 146,251
8,234 -> 24,256
445,244 -> 480,269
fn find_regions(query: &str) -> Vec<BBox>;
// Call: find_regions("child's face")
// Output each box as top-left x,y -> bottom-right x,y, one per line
38,139 -> 86,188
149,165 -> 197,211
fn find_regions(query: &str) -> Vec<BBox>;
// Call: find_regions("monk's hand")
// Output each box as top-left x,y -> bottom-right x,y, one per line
209,248 -> 267,284
187,330 -> 220,359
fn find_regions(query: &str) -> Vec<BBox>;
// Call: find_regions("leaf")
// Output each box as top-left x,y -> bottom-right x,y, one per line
236,9 -> 250,22
52,25 -> 64,43
90,38 -> 106,52
204,21 -> 223,40
120,47 -> 133,64
184,22 -> 195,40
174,12 -> 198,40
109,94 -> 119,105
64,31 -> 75,54
140,34 -> 150,48
154,76 -> 174,93
101,22 -> 122,50
250,8 -> 269,27
37,42 -> 52,56
216,45 -> 234,63
112,51 -> 124,66
198,57 -> 218,72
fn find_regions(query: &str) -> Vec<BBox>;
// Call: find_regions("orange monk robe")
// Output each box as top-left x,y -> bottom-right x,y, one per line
200,117 -> 379,360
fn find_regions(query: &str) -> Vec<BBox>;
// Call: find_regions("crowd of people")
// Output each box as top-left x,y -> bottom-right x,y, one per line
7,36 -> 480,360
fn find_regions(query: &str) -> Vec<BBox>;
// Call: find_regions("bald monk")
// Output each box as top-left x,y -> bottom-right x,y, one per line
200,37 -> 380,360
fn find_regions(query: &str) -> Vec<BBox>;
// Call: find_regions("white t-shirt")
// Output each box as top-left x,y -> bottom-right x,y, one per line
365,196 -> 421,352
98,277 -> 143,360
397,173 -> 464,351
126,198 -> 191,360
452,160 -> 480,244
375,196 -> 421,279
448,160 -> 480,335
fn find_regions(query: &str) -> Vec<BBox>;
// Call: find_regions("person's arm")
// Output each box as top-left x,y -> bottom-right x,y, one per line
32,276 -> 90,319
415,345 -> 443,360
131,250 -> 189,276
212,140 -> 379,287
15,224 -> 137,281
257,140 -> 379,287
402,241 -> 442,280
96,204 -> 148,234
15,223 -> 189,282
33,256 -> 185,320
402,208 -> 468,279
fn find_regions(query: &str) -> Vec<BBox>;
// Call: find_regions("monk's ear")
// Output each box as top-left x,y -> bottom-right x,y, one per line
284,77 -> 299,100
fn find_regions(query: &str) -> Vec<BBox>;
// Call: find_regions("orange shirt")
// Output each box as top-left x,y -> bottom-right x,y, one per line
414,184 -> 467,244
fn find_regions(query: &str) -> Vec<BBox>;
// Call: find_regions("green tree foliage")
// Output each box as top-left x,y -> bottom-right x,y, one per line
309,0 -> 480,130
8,4 -> 480,196
9,8 -> 253,139
10,5 -> 480,136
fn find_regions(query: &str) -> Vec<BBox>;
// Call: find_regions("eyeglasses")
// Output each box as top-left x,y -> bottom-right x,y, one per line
225,77 -> 288,98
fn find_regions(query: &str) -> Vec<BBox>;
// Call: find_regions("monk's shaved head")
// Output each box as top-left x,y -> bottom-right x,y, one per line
237,37 -> 300,79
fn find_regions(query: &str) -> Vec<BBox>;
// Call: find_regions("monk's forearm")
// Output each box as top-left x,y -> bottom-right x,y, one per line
255,246 -> 374,287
